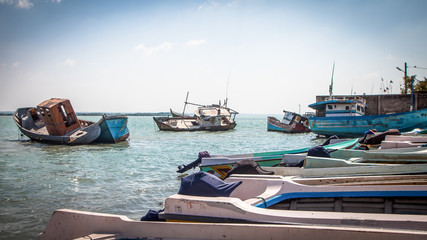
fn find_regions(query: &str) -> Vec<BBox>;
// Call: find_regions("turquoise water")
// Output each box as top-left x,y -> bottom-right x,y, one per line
0,115 -> 323,239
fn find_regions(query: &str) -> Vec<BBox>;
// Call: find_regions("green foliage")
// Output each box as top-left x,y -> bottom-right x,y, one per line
400,75 -> 427,93
414,77 -> 427,92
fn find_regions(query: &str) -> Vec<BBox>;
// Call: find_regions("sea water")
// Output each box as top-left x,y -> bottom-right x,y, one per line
0,115 -> 324,239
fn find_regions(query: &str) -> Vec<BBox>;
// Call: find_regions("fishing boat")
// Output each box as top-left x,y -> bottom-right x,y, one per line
308,63 -> 427,137
309,98 -> 427,137
267,110 -> 311,133
160,173 -> 427,232
39,209 -> 427,240
14,98 -> 129,144
153,92 -> 238,131
177,138 -> 360,179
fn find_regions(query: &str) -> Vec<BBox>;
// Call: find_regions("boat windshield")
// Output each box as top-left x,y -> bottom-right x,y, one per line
281,112 -> 294,124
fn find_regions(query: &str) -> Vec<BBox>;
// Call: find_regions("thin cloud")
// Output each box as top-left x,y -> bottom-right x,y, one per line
0,0 -> 14,4
198,0 -> 219,10
12,61 -> 20,67
62,58 -> 76,67
133,42 -> 174,55
198,0 -> 236,10
0,0 -> 60,9
186,39 -> 206,47
16,0 -> 33,9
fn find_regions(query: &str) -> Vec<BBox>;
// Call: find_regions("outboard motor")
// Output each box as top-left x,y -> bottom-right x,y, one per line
307,145 -> 331,158
177,151 -> 210,173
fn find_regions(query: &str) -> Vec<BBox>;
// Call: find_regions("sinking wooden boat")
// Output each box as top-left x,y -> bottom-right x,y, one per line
267,110 -> 311,133
161,174 -> 427,232
14,98 -> 129,144
14,99 -> 101,144
93,115 -> 129,143
308,96 -> 427,137
39,209 -> 427,240
177,138 -> 359,179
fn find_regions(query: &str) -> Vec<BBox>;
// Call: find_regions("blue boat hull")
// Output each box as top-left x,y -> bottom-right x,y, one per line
309,108 -> 427,137
267,122 -> 289,132
94,115 -> 129,143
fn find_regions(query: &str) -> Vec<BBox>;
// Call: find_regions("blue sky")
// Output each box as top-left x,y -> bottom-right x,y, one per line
1,0 -> 427,114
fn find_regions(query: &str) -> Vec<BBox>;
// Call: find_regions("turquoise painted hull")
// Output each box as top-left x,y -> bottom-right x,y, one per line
309,108 -> 427,137
267,122 -> 290,132
94,115 -> 129,143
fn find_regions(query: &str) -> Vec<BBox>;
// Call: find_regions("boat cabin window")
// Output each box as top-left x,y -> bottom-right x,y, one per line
40,108 -> 51,117
345,106 -> 349,110
282,112 -> 293,124
59,104 -> 76,127
357,105 -> 361,111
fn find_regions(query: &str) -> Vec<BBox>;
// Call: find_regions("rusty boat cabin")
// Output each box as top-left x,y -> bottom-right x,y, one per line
34,98 -> 84,136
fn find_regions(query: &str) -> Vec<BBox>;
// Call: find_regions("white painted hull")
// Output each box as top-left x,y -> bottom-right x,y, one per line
40,209 -> 427,240
161,175 -> 427,231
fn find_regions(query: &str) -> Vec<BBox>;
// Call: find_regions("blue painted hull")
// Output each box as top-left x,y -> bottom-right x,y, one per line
94,115 -> 129,143
309,108 -> 427,137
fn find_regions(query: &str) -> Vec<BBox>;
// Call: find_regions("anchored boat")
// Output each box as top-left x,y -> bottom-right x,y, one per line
160,173 -> 427,232
39,209 -> 427,240
308,97 -> 427,137
153,93 -> 238,131
177,138 -> 359,179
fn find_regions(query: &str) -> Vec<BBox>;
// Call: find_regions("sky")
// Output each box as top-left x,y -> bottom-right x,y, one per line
1,0 -> 427,114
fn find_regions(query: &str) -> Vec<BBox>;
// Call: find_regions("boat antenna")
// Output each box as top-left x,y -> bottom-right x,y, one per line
225,72 -> 230,107
329,62 -> 335,99
182,91 -> 189,117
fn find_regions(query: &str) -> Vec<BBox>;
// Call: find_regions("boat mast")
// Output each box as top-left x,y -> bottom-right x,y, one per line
329,62 -> 335,99
182,91 -> 189,117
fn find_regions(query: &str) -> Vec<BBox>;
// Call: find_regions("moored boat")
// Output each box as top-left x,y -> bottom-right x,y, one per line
308,94 -> 427,138
177,138 -> 360,179
267,110 -> 310,133
265,162 -> 427,178
39,209 -> 427,240
160,173 -> 427,232
153,93 -> 238,131
308,64 -> 427,137
380,135 -> 427,149
309,106 -> 427,138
